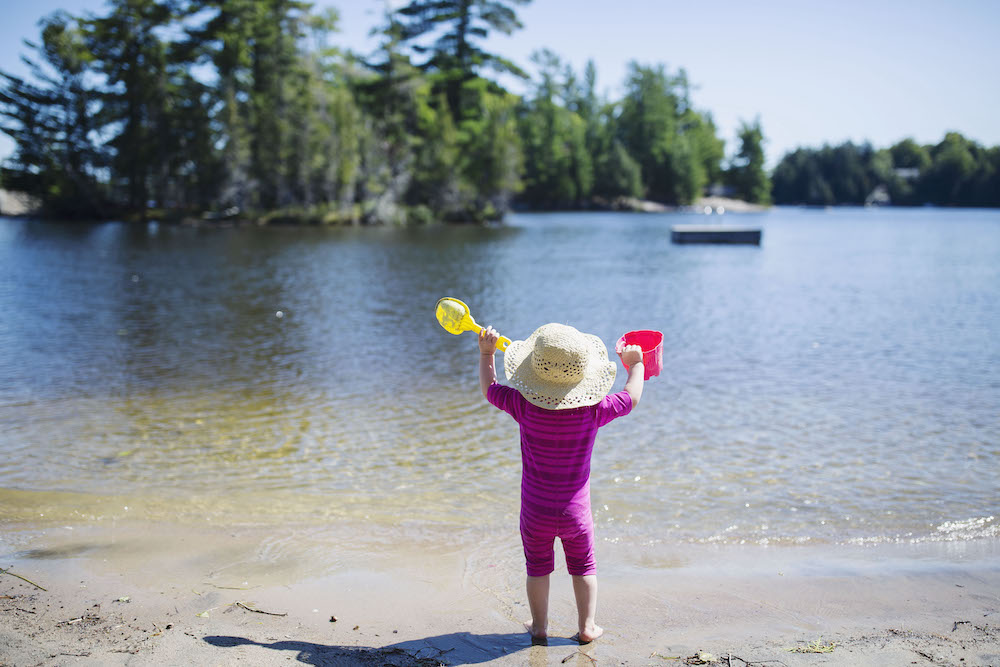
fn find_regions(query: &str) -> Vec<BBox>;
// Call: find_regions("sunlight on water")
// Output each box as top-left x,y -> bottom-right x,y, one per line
1,210 -> 998,549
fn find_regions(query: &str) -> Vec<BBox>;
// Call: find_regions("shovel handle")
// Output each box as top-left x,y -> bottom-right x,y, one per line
474,322 -> 511,351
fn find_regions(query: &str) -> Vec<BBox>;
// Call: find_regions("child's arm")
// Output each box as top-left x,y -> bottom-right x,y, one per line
478,325 -> 501,399
621,344 -> 645,407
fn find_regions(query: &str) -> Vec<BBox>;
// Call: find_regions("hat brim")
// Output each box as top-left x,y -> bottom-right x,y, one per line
503,330 -> 616,410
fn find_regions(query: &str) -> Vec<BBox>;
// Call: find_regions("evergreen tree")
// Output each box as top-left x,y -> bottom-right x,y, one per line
616,63 -> 719,204
727,119 -> 771,204
394,0 -> 530,122
84,0 -> 177,215
183,0 -> 258,210
518,49 -> 590,207
921,132 -> 978,206
355,8 -> 434,220
0,12 -> 108,217
464,90 -> 522,218
568,61 -> 643,201
884,138 -> 930,205
772,141 -> 889,206
617,63 -> 677,202
687,110 -> 725,187
247,0 -> 312,210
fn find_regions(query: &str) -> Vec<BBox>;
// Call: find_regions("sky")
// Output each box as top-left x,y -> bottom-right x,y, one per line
1,0 -> 999,167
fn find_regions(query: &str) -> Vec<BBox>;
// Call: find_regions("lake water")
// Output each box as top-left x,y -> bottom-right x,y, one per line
1,208 -> 998,554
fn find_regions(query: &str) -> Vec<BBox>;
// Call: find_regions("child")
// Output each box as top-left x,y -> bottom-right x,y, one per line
478,322 -> 645,644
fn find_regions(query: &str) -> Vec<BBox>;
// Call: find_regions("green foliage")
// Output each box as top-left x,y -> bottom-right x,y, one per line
616,63 -> 721,205
772,133 -> 999,207
922,132 -> 978,205
594,140 -> 644,200
727,119 -> 771,204
4,0 -> 996,222
84,0 -> 177,213
773,142 -> 888,205
464,90 -> 523,218
568,61 -> 643,201
889,138 -> 931,170
394,0 -> 530,122
517,49 -> 592,208
0,0 -> 727,222
0,12 -> 108,217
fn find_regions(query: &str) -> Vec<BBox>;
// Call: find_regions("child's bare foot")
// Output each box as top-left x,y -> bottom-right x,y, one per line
576,624 -> 603,644
524,621 -> 547,645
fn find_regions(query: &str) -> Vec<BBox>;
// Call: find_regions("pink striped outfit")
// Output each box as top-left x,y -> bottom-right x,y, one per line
487,383 -> 633,576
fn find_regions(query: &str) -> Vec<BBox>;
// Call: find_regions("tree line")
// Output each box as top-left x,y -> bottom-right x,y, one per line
0,0 -> 994,223
772,133 -> 1000,208
0,0 -> 769,222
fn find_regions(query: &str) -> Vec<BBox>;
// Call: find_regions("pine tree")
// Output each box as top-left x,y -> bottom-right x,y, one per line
0,12 -> 108,217
84,0 -> 175,215
394,0 -> 530,122
728,119 -> 771,204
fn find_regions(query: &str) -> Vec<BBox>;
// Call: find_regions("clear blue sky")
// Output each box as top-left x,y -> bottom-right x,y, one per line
2,0 -> 998,167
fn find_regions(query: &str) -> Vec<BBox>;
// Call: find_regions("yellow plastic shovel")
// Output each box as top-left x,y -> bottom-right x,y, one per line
435,297 -> 511,351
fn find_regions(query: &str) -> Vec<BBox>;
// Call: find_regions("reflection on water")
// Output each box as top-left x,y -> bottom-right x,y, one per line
1,209 -> 998,547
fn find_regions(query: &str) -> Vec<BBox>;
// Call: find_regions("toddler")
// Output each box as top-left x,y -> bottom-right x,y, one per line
478,322 -> 644,644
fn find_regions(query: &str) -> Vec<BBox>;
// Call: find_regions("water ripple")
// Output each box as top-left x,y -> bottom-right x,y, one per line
1,211 -> 998,546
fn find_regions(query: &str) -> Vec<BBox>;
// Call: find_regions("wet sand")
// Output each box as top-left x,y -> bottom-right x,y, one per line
1,520 -> 998,666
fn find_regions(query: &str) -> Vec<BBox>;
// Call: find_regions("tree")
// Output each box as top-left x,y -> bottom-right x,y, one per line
517,49 -> 590,207
921,132 -> 978,206
970,146 -> 1000,207
594,140 -> 643,200
687,110 -> 725,188
182,0 -> 258,210
889,138 -> 931,171
617,63 -> 678,202
0,12 -> 108,217
354,8 -> 432,220
772,141 -> 894,206
883,138 -> 930,205
727,119 -> 770,204
461,89 -> 522,219
394,0 -> 530,122
561,60 -> 643,201
84,0 -> 176,215
616,62 -> 721,204
246,0 -> 313,210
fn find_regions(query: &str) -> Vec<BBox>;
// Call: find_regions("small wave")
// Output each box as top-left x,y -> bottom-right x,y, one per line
935,515 -> 997,540
844,516 -> 998,545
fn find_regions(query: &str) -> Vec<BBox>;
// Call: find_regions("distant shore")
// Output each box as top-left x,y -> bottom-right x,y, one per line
2,519 -> 997,665
602,195 -> 767,214
0,190 -> 767,225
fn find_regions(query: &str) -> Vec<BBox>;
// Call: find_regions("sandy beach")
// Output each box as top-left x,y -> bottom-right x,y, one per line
2,519 -> 998,666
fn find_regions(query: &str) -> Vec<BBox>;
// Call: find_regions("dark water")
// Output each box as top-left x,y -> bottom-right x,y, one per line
1,208 -> 998,548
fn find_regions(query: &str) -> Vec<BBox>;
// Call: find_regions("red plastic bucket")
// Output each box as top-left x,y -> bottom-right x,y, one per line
615,330 -> 663,381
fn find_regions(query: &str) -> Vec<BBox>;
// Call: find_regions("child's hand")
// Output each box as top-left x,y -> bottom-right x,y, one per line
621,344 -> 645,407
479,326 -> 500,355
621,344 -> 644,367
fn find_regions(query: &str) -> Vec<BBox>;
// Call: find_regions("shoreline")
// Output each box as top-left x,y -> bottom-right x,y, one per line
2,520 -> 998,665
0,193 -> 768,224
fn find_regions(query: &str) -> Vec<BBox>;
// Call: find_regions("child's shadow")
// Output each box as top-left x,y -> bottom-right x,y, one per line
204,631 -> 580,665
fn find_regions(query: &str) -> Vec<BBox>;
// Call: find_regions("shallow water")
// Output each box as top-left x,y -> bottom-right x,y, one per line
1,208 -> 998,548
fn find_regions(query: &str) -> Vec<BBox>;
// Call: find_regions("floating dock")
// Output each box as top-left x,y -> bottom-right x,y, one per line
671,224 -> 762,245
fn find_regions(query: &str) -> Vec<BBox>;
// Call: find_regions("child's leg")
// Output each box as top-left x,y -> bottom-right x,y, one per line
525,574 -> 550,639
571,574 -> 603,642
520,511 -> 555,640
561,513 -> 602,642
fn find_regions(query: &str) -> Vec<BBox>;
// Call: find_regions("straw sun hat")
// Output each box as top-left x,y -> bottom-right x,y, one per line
503,323 -> 617,410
